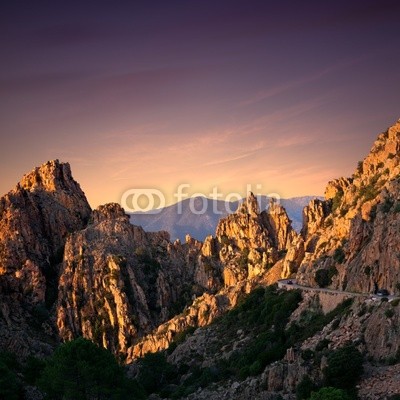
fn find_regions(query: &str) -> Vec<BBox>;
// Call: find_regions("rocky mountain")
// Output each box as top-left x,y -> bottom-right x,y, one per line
57,202 -> 217,358
130,196 -> 318,242
297,119 -> 400,295
1,120 -> 400,399
0,160 -> 91,359
128,194 -> 302,361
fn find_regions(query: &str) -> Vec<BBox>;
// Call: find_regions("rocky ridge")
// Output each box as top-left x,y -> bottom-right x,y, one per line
1,120 -> 400,399
125,194 -> 303,360
155,290 -> 400,400
57,202 -> 216,358
297,120 -> 400,295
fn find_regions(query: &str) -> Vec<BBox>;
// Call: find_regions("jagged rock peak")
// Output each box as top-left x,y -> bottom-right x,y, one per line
325,177 -> 352,201
17,159 -> 82,193
357,119 -> 400,181
92,203 -> 129,224
301,198 -> 330,240
238,192 -> 260,216
268,197 -> 286,215
265,198 -> 296,251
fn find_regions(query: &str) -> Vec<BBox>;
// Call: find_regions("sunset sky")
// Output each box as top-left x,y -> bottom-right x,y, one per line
1,1 -> 400,208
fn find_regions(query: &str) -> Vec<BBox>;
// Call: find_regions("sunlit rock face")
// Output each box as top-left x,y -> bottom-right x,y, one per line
126,193 -> 303,360
2,120 -> 400,374
0,160 -> 91,358
56,201 -> 224,357
297,120 -> 400,294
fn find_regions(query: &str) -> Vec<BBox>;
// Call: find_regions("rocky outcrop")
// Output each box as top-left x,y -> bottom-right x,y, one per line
123,194 -> 305,361
301,199 -> 331,244
358,364 -> 400,400
215,193 -> 274,253
0,160 -> 91,359
127,284 -> 245,362
264,199 -> 296,250
297,120 -> 400,293
215,193 -> 300,286
0,160 -> 91,302
56,203 -> 222,357
324,177 -> 352,200
281,236 -> 305,278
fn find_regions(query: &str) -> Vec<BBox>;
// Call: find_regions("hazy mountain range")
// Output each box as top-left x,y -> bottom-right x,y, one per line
130,195 -> 320,241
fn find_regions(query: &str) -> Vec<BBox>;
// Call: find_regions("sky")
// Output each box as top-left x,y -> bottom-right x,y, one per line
1,0 -> 400,209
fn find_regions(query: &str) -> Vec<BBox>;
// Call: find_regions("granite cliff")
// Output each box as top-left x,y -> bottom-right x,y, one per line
297,119 -> 400,295
57,192 -> 299,360
0,160 -> 91,359
1,120 -> 400,399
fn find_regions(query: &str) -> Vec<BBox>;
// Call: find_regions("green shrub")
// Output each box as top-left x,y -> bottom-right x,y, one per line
0,361 -> 21,400
24,355 -> 46,385
359,183 -> 379,202
333,247 -> 345,264
220,235 -> 230,246
381,297 -> 389,303
38,338 -> 143,400
315,267 -> 338,288
390,298 -> 400,307
238,248 -> 250,269
331,191 -> 343,213
136,351 -> 177,395
315,338 -> 330,351
385,309 -> 395,318
301,349 -> 314,361
381,198 -> 394,213
286,299 -> 352,349
296,375 -> 316,399
309,387 -> 352,400
0,352 -> 22,400
364,266 -> 371,276
171,326 -> 196,346
324,345 -> 363,390
315,269 -> 330,288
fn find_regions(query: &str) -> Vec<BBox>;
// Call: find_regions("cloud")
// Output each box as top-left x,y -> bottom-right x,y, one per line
202,151 -> 257,167
238,56 -> 368,108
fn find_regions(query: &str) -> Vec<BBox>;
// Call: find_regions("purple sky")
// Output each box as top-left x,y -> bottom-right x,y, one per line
1,0 -> 400,208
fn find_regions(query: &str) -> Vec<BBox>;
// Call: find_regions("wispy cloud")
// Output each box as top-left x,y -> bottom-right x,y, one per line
238,56 -> 367,107
202,151 -> 256,167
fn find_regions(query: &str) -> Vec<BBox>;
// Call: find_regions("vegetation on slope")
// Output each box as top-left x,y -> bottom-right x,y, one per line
0,286 -> 362,400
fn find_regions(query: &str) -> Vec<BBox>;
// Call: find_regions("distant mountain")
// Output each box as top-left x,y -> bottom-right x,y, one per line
130,195 -> 320,241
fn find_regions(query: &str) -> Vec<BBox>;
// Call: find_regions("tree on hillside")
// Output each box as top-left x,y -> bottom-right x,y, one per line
323,345 -> 363,390
38,337 -> 144,400
309,387 -> 352,400
0,353 -> 21,400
